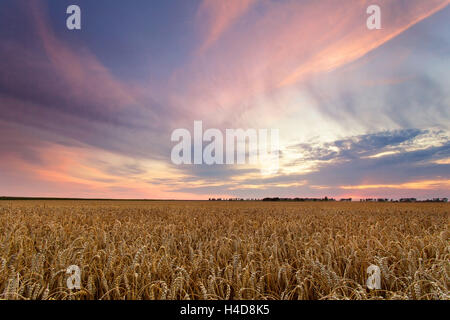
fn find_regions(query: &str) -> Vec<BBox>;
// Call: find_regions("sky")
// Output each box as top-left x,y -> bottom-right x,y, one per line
0,0 -> 449,200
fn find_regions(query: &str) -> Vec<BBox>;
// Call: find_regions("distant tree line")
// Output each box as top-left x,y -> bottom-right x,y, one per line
360,198 -> 448,203
208,197 -> 448,202
262,197 -> 338,202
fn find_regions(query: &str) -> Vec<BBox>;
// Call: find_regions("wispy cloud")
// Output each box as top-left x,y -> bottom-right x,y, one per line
175,0 -> 449,129
340,179 -> 450,190
196,0 -> 258,54
279,0 -> 450,87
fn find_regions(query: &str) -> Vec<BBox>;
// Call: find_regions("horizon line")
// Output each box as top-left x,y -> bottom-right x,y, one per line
1,196 -> 448,202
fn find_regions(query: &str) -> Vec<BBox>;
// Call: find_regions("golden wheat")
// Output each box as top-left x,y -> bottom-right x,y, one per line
0,200 -> 448,300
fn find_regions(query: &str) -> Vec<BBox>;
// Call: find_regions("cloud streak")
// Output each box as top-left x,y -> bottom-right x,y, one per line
196,0 -> 258,54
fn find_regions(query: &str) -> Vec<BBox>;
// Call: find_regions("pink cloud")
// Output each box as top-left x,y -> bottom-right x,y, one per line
29,1 -> 142,114
0,134 -> 205,200
177,0 -> 449,126
196,0 -> 258,54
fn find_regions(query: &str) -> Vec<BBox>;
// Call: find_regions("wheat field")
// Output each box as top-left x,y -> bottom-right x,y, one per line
0,200 -> 448,300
